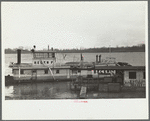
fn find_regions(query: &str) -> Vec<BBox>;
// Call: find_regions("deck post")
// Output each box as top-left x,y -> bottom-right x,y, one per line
19,67 -> 20,79
80,86 -> 87,98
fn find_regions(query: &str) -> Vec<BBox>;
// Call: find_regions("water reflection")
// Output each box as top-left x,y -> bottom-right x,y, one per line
5,81 -> 79,99
5,81 -> 145,100
87,91 -> 145,99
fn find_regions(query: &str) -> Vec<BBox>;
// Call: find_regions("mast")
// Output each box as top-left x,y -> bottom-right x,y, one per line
80,53 -> 83,67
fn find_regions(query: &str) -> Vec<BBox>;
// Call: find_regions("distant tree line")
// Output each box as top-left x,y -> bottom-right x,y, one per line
5,48 -> 31,54
56,44 -> 145,53
5,44 -> 145,54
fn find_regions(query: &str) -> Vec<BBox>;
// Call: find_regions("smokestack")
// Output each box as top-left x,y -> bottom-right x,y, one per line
51,47 -> 53,51
99,55 -> 101,63
96,55 -> 98,63
17,49 -> 21,64
48,45 -> 49,50
81,53 -> 83,61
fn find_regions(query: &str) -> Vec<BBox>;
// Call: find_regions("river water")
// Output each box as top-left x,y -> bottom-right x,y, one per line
5,52 -> 145,99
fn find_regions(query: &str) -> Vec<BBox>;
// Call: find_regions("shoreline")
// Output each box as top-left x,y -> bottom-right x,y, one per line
5,51 -> 145,54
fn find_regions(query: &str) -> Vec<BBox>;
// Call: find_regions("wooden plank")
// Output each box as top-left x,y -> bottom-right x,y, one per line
80,86 -> 87,98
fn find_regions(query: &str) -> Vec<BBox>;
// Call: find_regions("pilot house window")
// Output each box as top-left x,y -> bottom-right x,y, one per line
129,72 -> 136,79
34,53 -> 55,58
52,53 -> 55,58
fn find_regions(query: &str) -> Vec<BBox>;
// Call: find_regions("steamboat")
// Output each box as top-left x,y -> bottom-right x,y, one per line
5,46 -> 146,93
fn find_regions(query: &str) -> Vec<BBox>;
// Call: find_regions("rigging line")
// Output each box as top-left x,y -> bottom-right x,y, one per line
40,59 -> 55,80
62,53 -> 67,59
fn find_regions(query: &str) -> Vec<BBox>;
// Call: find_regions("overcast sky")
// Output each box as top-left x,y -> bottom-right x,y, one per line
2,2 -> 147,50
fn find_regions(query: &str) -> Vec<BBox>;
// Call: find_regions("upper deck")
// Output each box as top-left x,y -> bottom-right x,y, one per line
32,50 -> 56,59
31,48 -> 57,66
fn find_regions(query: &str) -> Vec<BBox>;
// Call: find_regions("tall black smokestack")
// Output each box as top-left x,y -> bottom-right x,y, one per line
81,53 -> 83,61
96,55 -> 98,63
17,49 -> 21,64
99,55 -> 101,63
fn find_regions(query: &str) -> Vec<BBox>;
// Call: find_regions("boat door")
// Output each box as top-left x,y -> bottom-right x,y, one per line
32,70 -> 37,80
116,70 -> 124,85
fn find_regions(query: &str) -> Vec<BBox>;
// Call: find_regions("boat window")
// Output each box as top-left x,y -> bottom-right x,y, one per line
52,53 -> 55,58
34,61 -> 36,64
72,70 -> 77,74
47,61 -> 49,64
32,70 -> 36,73
56,70 -> 59,74
35,53 -> 49,58
45,70 -> 48,74
94,70 -> 96,73
51,61 -> 53,64
40,61 -> 43,64
40,53 -> 43,58
37,61 -> 39,64
43,61 -> 46,64
13,70 -> 17,74
12,69 -> 14,74
33,53 -> 36,58
44,53 -> 48,58
143,72 -> 145,79
20,70 -> 24,74
78,70 -> 81,73
35,53 -> 39,58
129,72 -> 136,79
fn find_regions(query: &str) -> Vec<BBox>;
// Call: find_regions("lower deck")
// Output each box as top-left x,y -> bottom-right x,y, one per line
12,68 -> 112,81
7,66 -> 146,89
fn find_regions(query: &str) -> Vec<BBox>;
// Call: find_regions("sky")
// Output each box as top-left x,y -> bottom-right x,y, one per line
2,2 -> 147,50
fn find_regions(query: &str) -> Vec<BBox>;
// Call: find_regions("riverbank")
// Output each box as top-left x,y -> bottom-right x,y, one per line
5,46 -> 145,54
